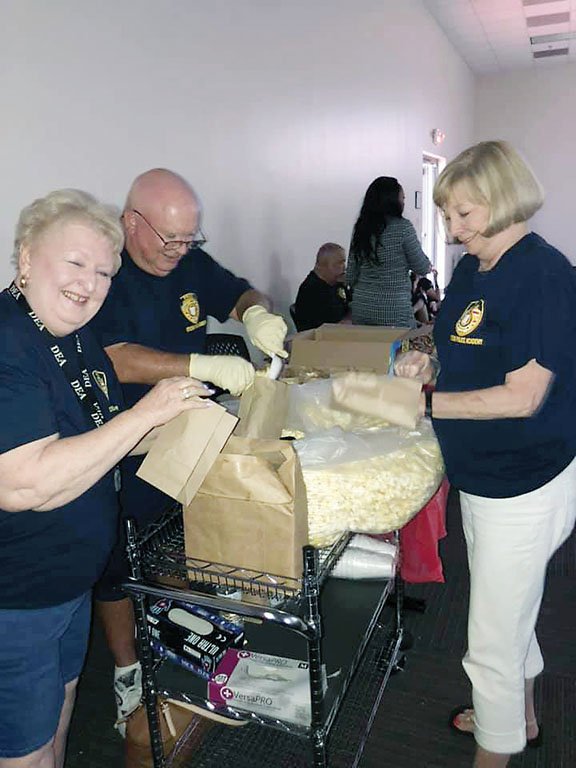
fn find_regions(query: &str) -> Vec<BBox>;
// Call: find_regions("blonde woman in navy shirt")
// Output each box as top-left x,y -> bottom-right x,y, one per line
395,141 -> 576,768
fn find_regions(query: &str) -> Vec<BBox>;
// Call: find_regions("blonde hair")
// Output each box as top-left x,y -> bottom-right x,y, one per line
433,141 -> 544,237
14,189 -> 124,271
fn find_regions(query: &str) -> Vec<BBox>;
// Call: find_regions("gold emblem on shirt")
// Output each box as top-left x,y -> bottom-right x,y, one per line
92,370 -> 109,400
180,292 -> 207,333
337,286 -> 347,301
455,300 -> 484,337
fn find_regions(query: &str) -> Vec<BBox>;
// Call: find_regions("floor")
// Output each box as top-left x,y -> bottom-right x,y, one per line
65,489 -> 576,767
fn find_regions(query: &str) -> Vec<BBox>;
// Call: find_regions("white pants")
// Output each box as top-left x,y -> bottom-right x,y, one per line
459,455 -> 576,754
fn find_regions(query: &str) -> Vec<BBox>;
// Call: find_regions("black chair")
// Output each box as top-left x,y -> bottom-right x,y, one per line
289,303 -> 298,330
204,333 -> 252,399
205,333 -> 251,361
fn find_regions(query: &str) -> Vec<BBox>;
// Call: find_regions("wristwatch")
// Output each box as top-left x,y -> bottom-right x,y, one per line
425,389 -> 434,419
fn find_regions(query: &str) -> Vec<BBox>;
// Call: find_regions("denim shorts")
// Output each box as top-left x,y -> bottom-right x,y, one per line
0,592 -> 91,758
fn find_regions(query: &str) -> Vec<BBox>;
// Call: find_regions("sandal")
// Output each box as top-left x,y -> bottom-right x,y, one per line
448,704 -> 542,748
449,704 -> 475,737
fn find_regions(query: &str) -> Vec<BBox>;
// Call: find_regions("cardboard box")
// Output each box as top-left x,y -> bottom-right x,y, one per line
208,649 -> 324,725
289,324 -> 411,374
146,598 -> 244,680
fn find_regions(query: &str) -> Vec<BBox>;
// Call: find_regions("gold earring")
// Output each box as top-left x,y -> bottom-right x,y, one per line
19,275 -> 28,289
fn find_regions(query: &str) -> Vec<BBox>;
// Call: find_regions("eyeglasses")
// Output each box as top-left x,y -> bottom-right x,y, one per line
132,209 -> 207,252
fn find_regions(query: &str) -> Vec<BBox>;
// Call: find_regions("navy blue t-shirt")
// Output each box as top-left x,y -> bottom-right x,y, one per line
90,248 -> 251,525
433,232 -> 576,498
0,290 -> 124,608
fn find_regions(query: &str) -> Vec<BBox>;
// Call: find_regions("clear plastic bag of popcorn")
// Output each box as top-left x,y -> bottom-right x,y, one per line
294,421 -> 444,547
286,378 -> 391,434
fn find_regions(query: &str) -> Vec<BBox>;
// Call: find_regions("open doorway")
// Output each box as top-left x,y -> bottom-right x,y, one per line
421,153 -> 446,291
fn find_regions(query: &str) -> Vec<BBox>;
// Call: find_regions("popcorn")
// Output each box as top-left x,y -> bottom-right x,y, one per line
296,428 -> 444,547
286,378 -> 390,434
253,374 -> 445,547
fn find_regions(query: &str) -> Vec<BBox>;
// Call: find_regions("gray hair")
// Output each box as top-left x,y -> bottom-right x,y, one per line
14,189 -> 124,271
316,242 -> 345,266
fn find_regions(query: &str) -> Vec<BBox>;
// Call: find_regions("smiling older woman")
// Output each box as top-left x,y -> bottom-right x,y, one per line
395,141 -> 576,768
0,189 -> 211,768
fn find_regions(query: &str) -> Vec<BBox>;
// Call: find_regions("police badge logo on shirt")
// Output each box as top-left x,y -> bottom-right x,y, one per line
180,292 -> 207,333
451,299 -> 485,346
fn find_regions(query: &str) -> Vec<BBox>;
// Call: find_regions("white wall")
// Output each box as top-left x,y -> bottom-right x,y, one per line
0,0 -> 474,317
475,62 -> 576,264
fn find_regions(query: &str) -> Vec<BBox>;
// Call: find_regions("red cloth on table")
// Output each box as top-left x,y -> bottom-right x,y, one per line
399,477 -> 449,583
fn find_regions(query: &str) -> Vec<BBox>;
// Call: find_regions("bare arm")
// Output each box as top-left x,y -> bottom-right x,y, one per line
395,353 -> 553,420
0,377 -> 210,512
427,359 -> 553,420
229,289 -> 272,321
128,425 -> 161,456
0,413 -> 148,512
106,342 -> 189,385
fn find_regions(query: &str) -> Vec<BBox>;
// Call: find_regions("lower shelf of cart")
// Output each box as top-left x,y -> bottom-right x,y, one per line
154,577 -> 393,737
165,620 -> 402,768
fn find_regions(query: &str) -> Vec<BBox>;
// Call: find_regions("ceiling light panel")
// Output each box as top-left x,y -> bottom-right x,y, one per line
527,22 -> 572,35
526,12 -> 571,26
530,30 -> 576,42
523,0 -> 569,11
533,46 -> 569,55
531,39 -> 572,49
523,0 -> 567,5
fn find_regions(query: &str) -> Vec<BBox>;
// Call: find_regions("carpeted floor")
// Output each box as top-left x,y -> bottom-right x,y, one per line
65,489 -> 576,767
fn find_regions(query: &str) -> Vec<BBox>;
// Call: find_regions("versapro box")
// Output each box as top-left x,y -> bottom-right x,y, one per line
208,649 -> 326,725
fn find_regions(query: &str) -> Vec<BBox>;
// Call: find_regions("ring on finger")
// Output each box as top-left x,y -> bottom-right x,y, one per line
182,387 -> 192,401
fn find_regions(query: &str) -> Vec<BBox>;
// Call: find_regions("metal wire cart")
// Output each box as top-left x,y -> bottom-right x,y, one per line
123,506 -> 405,767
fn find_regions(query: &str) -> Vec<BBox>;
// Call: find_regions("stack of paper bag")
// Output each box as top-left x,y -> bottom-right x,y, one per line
138,379 -> 308,580
136,404 -> 238,506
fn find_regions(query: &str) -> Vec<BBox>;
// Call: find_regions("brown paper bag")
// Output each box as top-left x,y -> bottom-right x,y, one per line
136,404 -> 238,506
236,377 -> 289,439
184,436 -> 308,579
124,697 -> 214,768
331,372 -> 422,429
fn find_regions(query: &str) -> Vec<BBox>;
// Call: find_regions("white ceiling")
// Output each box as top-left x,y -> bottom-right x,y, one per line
422,0 -> 576,74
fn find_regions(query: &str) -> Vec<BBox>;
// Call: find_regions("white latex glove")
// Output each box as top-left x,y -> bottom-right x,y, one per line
393,350 -> 434,384
188,354 -> 255,396
242,305 -> 288,359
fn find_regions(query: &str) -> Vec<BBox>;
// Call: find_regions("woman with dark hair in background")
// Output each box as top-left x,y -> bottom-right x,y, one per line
347,176 -> 431,327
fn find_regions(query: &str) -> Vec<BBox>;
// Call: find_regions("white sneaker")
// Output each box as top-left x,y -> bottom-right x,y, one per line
114,662 -> 142,737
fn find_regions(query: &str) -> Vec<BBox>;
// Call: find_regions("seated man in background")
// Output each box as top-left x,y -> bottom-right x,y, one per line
293,242 -> 350,331
410,268 -> 441,324
417,268 -> 441,319
410,270 -> 429,324
90,167 -> 288,733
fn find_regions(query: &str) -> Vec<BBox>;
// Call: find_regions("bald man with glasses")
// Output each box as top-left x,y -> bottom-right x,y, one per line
90,168 -> 287,733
